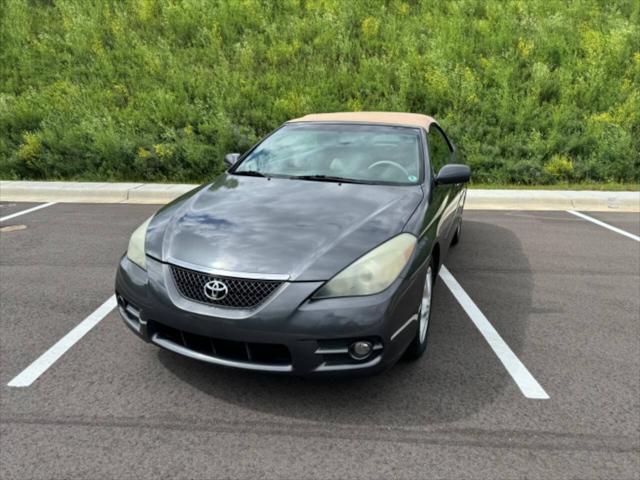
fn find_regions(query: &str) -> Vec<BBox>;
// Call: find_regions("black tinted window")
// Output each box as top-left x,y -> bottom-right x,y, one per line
427,127 -> 451,174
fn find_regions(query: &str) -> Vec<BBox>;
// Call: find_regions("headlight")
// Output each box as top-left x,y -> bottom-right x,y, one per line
127,217 -> 153,270
313,233 -> 417,298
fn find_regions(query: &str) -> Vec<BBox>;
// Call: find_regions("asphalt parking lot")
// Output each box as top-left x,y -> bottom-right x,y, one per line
1,201 -> 639,479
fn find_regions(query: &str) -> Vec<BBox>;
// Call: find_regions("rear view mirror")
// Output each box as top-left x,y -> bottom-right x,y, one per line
435,164 -> 471,185
224,153 -> 240,167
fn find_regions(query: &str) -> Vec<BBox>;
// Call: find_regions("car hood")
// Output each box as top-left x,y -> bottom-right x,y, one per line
146,174 -> 423,281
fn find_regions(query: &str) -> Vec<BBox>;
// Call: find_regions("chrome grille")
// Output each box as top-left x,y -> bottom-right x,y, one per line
170,264 -> 283,309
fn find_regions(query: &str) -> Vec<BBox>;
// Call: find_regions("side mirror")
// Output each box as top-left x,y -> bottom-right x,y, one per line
435,164 -> 471,185
224,153 -> 240,167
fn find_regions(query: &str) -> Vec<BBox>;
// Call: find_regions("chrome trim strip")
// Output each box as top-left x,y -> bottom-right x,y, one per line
314,343 -> 384,355
124,304 -> 140,319
390,314 -> 418,341
165,256 -> 290,281
151,334 -> 293,372
315,347 -> 349,355
314,355 -> 382,372
118,306 -> 141,334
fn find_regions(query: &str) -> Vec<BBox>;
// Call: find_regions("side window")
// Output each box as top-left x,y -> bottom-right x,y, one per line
427,127 -> 452,174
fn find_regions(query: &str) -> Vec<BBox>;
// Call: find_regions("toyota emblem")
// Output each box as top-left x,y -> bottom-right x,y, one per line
203,280 -> 228,301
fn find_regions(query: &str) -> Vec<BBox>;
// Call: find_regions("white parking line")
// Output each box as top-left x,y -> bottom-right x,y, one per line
567,210 -> 640,242
0,202 -> 56,222
439,266 -> 549,400
7,296 -> 117,387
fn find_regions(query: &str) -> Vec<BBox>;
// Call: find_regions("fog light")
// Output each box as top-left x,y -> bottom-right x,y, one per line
349,340 -> 373,360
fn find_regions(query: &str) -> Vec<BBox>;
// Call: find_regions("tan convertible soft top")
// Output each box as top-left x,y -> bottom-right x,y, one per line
288,112 -> 436,130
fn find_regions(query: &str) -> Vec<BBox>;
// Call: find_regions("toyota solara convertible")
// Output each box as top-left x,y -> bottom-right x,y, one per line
116,112 -> 471,376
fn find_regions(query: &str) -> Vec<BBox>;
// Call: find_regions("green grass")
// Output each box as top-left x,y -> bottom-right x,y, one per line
1,0 -> 639,185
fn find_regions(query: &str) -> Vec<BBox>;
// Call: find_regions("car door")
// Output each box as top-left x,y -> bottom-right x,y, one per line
437,127 -> 467,226
426,124 -> 456,242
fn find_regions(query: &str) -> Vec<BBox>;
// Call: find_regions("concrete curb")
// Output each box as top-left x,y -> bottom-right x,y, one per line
465,189 -> 640,211
0,181 -> 196,204
1,181 -> 639,211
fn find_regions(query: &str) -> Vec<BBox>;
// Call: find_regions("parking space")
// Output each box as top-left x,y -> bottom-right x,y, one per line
446,212 -> 639,435
0,203 -> 157,383
1,203 -> 639,478
580,211 -> 640,238
0,202 -> 50,220
1,202 -> 38,218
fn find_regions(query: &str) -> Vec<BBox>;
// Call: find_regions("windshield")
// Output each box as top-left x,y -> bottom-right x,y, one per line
233,123 -> 422,185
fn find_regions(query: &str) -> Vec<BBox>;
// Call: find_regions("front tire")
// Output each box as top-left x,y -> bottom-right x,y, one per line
403,260 -> 434,360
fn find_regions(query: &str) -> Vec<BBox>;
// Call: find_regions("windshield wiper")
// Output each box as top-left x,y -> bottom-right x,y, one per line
290,174 -> 370,184
233,170 -> 267,178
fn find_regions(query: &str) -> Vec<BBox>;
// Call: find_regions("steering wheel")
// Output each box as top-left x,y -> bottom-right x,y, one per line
367,160 -> 409,177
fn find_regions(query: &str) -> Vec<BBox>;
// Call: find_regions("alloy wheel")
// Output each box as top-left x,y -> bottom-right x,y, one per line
419,266 -> 433,343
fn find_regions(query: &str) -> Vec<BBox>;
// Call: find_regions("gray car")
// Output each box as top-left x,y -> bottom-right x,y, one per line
115,112 -> 470,375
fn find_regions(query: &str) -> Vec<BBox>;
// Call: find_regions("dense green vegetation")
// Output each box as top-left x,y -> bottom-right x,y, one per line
1,0 -> 638,185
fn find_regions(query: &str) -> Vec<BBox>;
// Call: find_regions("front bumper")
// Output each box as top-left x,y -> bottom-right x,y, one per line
115,255 -> 424,376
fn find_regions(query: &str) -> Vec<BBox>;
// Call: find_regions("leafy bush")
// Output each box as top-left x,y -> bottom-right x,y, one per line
543,154 -> 574,183
0,0 -> 638,184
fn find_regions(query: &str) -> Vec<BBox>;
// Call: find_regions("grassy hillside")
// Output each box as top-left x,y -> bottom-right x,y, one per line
1,0 -> 638,185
